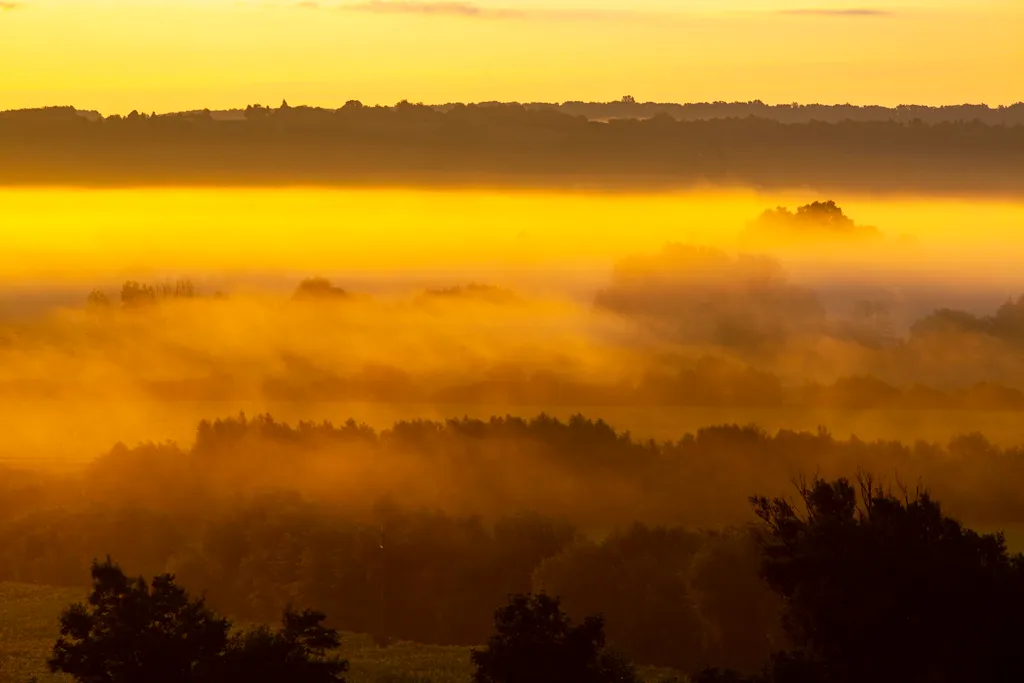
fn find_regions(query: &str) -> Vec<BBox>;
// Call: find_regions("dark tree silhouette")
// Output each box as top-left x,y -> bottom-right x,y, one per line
744,202 -> 880,244
49,557 -> 230,683
293,277 -> 349,301
49,557 -> 347,683
117,279 -> 196,307
120,281 -> 157,308
215,608 -> 349,683
471,593 -> 639,683
750,476 -> 1024,683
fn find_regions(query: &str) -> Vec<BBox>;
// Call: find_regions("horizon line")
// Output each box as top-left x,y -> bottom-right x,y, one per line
3,99 -> 1022,119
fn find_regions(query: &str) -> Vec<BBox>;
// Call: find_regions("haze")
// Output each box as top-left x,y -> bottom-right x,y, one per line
4,5 -> 1024,682
3,188 -> 1023,282
1,0 -> 1021,113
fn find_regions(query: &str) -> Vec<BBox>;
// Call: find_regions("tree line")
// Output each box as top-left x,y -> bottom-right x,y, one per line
1,103 -> 1020,193
41,474 -> 1024,683
9,99 -> 1024,126
5,414 -> 1024,674
10,413 -> 1024,528
495,98 -> 1024,126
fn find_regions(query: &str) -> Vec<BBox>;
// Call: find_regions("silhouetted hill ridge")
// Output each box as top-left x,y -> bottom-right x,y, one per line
2,101 -> 1022,193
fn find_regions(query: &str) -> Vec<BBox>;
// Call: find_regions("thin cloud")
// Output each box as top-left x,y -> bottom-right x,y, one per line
778,8 -> 894,17
337,1 -> 652,21
344,1 -> 498,17
322,2 -> 894,21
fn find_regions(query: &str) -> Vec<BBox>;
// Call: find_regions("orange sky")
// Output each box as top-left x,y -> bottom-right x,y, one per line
0,0 -> 1021,114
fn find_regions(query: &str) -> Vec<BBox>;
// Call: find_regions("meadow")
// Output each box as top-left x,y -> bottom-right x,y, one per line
0,583 -> 678,683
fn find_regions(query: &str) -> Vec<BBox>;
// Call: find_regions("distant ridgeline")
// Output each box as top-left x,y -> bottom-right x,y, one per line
7,100 -> 1022,125
0,102 -> 1022,192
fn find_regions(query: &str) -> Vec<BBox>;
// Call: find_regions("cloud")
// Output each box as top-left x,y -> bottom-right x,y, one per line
0,2 -> 24,9
317,2 -> 894,21
778,8 -> 894,17
344,1 -> 497,17
336,1 -> 649,21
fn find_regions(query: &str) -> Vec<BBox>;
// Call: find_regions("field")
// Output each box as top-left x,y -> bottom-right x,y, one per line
0,583 -> 680,683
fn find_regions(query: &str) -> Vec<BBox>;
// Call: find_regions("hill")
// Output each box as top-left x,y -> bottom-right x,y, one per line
1,103 -> 1021,194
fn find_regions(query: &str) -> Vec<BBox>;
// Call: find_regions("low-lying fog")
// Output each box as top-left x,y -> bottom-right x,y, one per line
2,187 -> 1023,465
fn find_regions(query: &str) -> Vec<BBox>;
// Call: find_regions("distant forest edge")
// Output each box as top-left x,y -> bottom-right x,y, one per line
10,99 -> 1024,125
1,102 -> 1022,193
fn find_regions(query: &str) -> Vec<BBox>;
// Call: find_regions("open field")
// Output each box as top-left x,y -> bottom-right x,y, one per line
0,583 -> 679,683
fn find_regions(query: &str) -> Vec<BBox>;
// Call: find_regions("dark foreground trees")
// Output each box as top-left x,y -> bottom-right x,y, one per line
49,557 -> 348,683
471,593 -> 639,683
735,476 -> 1024,683
39,475 -> 1024,683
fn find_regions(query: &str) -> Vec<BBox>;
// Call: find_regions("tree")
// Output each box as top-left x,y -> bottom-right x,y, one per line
120,280 -> 157,308
687,528 -> 786,674
533,524 -> 706,671
215,608 -> 349,683
745,202 -> 879,244
471,593 -> 639,683
793,201 -> 853,231
86,290 -> 111,309
49,557 -> 230,683
750,476 -> 1024,683
49,558 -> 348,683
293,277 -> 348,301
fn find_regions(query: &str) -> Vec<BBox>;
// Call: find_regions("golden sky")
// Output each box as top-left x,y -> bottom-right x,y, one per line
0,0 -> 1021,114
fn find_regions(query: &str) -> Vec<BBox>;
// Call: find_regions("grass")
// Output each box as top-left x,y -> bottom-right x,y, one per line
0,583 -> 81,683
0,583 -> 680,683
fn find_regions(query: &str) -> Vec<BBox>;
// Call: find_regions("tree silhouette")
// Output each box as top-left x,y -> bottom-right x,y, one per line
49,557 -> 348,683
745,202 -> 879,242
293,277 -> 349,301
471,593 -> 639,683
750,476 -> 1024,683
120,281 -> 157,308
793,201 -> 853,230
49,557 -> 230,683
215,608 -> 349,683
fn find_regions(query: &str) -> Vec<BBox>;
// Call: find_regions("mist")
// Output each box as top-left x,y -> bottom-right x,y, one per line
1,188 -> 1024,467
4,181 -> 1024,683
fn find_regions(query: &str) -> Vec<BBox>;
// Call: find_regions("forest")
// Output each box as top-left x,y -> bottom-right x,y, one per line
4,198 -> 1024,683
6,0 -> 1023,673
39,100 -> 1024,126
5,421 -> 1024,682
0,104 -> 1021,193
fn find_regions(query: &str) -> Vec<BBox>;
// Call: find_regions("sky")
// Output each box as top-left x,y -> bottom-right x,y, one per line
0,0 -> 1021,114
